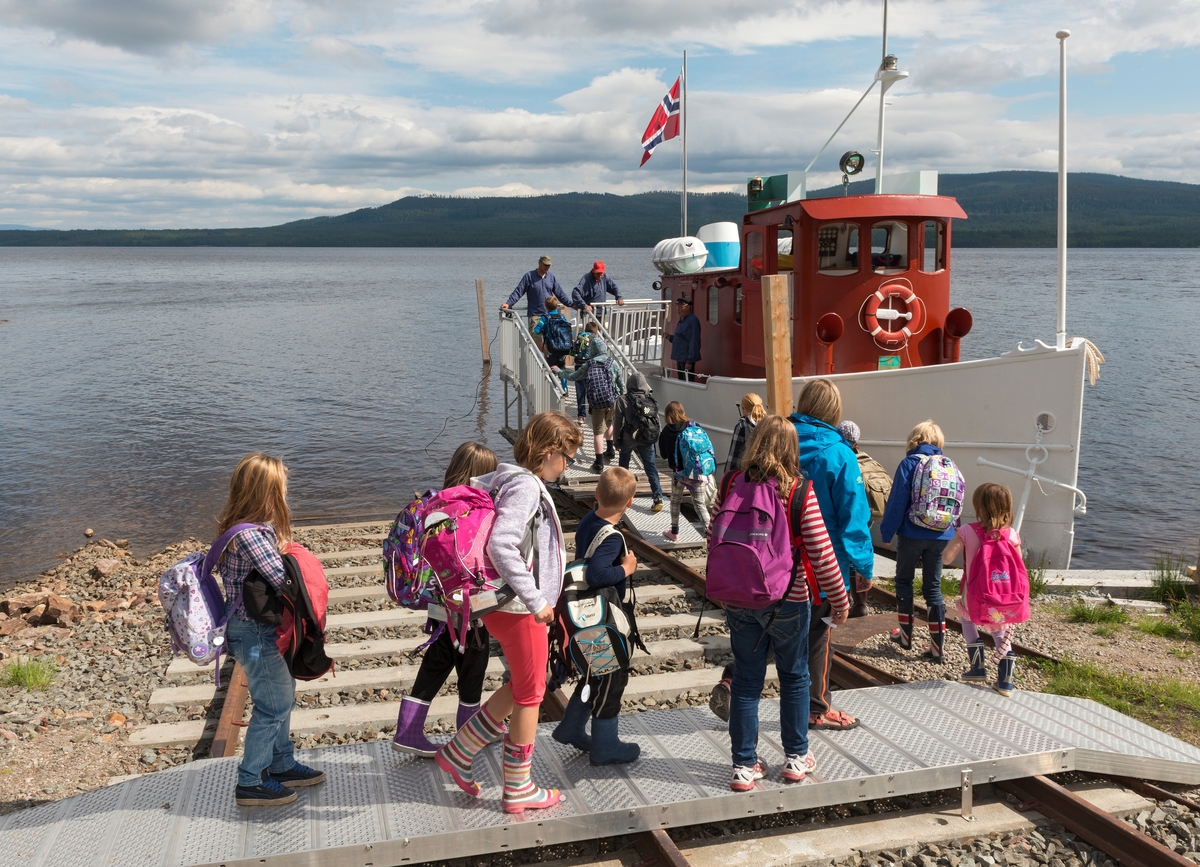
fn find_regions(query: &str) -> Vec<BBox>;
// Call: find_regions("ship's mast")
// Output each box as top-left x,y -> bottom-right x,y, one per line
1056,30 -> 1070,349
681,50 -> 688,237
873,0 -> 907,193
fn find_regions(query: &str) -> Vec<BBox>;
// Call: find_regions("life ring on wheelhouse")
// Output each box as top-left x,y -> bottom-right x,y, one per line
861,284 -> 926,349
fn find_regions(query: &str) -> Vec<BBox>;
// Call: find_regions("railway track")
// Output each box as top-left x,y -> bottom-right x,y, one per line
196,503 -> 1191,867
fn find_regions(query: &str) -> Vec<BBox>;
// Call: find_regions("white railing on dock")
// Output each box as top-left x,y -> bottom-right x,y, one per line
591,300 -> 670,370
498,309 -> 563,431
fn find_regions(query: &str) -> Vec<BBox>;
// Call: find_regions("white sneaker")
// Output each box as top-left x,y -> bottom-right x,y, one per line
730,760 -> 767,792
782,750 -> 815,783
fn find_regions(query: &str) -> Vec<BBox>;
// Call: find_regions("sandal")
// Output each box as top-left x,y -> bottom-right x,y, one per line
809,709 -> 860,731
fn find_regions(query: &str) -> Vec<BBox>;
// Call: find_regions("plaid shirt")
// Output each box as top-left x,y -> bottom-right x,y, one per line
215,526 -> 287,621
726,417 -> 756,470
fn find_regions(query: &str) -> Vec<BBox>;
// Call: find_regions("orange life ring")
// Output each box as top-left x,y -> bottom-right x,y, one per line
862,285 -> 926,348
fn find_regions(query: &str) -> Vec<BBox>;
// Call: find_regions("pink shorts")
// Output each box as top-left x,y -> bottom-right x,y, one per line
482,611 -> 549,707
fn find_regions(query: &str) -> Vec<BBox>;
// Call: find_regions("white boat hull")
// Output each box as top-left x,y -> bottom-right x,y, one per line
647,339 -> 1088,568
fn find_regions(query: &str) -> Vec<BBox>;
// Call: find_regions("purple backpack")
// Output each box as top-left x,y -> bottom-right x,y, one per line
705,473 -> 806,609
157,522 -> 261,684
965,524 -> 1030,627
383,490 -> 439,611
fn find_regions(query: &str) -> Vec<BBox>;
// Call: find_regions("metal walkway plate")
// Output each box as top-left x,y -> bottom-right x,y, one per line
6,682 -> 1199,867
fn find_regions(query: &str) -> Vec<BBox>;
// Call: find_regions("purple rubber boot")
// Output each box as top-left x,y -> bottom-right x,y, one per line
456,702 -> 481,731
391,695 -> 440,758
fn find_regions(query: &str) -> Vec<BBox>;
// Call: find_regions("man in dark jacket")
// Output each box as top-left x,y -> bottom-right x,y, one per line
614,371 -> 663,511
573,261 -> 625,312
666,296 -> 701,381
501,255 -> 572,348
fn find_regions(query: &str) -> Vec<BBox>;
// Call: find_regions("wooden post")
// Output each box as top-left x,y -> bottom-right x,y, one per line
476,278 -> 491,364
761,274 -> 793,415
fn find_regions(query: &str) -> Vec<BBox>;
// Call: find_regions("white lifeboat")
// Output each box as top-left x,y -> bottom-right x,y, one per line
652,236 -> 708,274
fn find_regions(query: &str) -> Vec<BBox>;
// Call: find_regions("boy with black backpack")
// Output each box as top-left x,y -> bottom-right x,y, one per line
615,371 -> 663,512
553,327 -> 622,474
533,296 -> 573,391
552,467 -> 641,765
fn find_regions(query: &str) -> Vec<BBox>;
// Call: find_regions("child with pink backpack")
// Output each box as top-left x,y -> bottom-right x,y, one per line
941,483 -> 1030,696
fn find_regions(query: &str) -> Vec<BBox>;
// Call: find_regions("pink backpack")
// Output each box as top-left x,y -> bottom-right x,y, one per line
965,523 -> 1030,626
421,471 -> 542,649
705,472 -> 806,609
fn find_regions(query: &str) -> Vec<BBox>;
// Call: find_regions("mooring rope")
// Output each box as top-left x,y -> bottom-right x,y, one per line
1073,337 -> 1106,386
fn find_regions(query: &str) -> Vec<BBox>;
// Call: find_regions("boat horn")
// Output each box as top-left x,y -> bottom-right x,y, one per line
816,313 -> 845,374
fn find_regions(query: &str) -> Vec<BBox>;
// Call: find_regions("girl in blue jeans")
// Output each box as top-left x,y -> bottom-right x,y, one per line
715,416 -> 850,792
218,453 -> 325,807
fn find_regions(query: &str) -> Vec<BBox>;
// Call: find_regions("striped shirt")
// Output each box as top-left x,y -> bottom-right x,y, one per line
712,475 -> 849,610
215,525 -> 287,621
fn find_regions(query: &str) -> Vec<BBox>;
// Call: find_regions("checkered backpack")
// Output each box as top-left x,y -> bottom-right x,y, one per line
908,454 -> 965,531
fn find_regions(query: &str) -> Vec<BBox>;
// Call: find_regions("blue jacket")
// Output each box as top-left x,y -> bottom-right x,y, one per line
505,269 -> 572,316
668,312 -> 701,363
790,413 -> 874,586
879,444 -> 957,542
573,273 -> 623,308
575,511 -> 628,596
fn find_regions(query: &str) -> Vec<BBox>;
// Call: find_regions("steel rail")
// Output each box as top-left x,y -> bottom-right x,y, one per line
633,828 -> 691,867
210,661 -> 250,758
1108,776 -> 1200,814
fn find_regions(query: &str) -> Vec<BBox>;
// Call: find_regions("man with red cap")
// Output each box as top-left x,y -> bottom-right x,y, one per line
572,261 -> 625,312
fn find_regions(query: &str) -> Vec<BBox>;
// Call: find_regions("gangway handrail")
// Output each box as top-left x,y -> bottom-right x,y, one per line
590,300 -> 670,373
498,308 -> 563,426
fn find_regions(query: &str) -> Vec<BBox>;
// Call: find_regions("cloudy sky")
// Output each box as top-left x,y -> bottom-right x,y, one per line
1,0 -> 1198,229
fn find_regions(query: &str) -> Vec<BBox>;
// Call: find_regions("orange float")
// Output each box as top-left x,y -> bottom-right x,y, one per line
862,284 -> 925,348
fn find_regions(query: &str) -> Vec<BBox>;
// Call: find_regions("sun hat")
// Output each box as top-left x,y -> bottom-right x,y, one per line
539,255 -> 552,265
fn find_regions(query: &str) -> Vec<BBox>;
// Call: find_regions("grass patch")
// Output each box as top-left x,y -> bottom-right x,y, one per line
939,574 -> 961,599
1093,625 -> 1117,637
1024,550 -> 1049,599
0,657 -> 56,691
1175,604 -> 1200,643
1064,597 -> 1129,625
1135,617 -> 1183,639
1151,551 -> 1192,607
1037,657 -> 1200,743
1172,647 -> 1194,660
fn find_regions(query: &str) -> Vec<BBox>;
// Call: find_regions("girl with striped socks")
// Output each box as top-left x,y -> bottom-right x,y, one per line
435,412 -> 582,813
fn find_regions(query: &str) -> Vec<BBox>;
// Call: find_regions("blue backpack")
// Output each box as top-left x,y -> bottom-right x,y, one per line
675,422 -> 716,479
544,315 -> 574,354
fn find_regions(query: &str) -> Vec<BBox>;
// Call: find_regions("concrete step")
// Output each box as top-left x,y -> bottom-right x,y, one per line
294,520 -> 390,532
326,564 -> 383,579
149,633 -> 731,710
328,585 -> 388,605
131,660 -> 756,748
314,548 -> 380,563
164,584 -> 694,679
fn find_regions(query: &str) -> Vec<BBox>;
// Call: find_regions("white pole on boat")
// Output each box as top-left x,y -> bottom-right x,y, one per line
872,0 -> 907,194
681,50 -> 688,237
1056,30 -> 1070,350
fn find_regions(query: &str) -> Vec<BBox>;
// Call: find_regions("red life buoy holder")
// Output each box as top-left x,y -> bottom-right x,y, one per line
862,284 -> 926,348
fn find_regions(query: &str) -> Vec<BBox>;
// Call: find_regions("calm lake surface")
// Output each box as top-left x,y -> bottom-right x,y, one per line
1,247 -> 1197,585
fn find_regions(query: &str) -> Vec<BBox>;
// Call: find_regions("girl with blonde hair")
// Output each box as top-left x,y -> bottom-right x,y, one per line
436,412 -> 582,813
709,416 -> 850,791
726,392 -> 765,471
217,453 -> 325,806
657,400 -> 716,541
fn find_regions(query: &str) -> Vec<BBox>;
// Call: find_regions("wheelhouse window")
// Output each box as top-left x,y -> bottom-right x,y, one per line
817,223 -> 859,275
735,284 -> 743,325
921,220 -> 946,272
777,229 -> 794,271
871,221 -> 909,274
707,284 -> 719,325
745,231 -> 764,279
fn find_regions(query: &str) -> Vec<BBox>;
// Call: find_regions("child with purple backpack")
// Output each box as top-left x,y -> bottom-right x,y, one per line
392,442 -> 498,757
941,483 -> 1030,696
705,416 -> 850,792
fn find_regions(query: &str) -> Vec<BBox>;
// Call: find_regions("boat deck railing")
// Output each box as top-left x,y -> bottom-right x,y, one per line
589,300 -> 670,371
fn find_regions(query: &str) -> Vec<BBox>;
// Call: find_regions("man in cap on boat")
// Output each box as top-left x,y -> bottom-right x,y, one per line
572,261 -> 625,313
666,296 -> 701,382
502,255 -> 572,349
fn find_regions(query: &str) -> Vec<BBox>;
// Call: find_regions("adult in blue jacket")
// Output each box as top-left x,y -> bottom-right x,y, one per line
573,261 -> 625,311
501,255 -> 573,347
789,379 -> 873,731
666,296 -> 701,381
878,421 -> 957,663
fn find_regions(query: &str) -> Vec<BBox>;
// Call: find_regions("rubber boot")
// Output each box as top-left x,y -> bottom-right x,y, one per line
456,701 -> 480,731
849,587 -> 870,619
435,704 -> 506,797
551,691 -> 592,752
589,716 -> 640,765
391,695 -> 439,757
500,736 -> 564,813
923,605 -> 946,663
995,652 -> 1017,697
962,642 -> 987,683
890,597 -> 914,650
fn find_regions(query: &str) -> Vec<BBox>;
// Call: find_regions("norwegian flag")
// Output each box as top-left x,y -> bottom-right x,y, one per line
639,75 -> 681,166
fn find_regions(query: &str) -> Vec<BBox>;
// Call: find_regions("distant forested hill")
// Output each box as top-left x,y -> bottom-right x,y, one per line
2,171 -> 1198,247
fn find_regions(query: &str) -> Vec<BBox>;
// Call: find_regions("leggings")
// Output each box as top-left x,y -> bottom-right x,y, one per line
482,610 -> 549,707
409,622 -> 490,704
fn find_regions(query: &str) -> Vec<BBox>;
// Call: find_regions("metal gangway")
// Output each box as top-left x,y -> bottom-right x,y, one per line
7,682 -> 1200,867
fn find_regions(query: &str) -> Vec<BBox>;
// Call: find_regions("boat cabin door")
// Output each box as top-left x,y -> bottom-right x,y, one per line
740,226 -> 765,367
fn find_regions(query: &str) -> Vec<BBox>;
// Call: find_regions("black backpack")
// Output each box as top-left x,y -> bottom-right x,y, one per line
627,393 -> 661,445
544,315 -> 574,353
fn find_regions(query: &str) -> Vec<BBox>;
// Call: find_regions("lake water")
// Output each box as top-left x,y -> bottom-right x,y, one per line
1,247 -> 1197,585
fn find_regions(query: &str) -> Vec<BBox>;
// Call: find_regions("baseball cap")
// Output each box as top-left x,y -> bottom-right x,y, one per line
676,296 -> 692,305
538,255 -> 552,266
593,260 -> 605,273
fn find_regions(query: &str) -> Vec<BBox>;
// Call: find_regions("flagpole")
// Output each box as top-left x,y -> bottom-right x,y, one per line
681,51 -> 687,237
